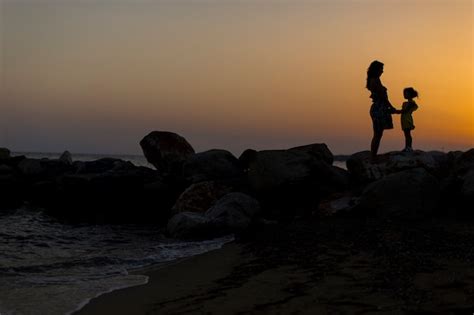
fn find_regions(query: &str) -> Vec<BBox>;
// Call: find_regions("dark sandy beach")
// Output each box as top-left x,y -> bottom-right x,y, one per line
77,214 -> 474,314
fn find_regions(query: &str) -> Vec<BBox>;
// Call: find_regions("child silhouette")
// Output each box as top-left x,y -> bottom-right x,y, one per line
400,87 -> 419,152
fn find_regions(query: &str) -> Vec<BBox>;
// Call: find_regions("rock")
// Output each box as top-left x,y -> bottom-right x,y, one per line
171,181 -> 233,215
447,149 -> 474,206
245,146 -> 347,218
139,131 -> 195,174
315,192 -> 359,217
357,168 -> 440,219
167,212 -> 216,239
18,158 -> 74,179
41,165 -> 171,223
0,155 -> 26,168
74,158 -> 134,174
461,168 -> 474,198
347,150 -> 450,183
452,148 -> 474,174
247,149 -> 324,194
0,164 -> 14,175
0,168 -> 24,210
17,158 -> 43,176
288,143 -> 334,165
182,149 -> 242,183
238,149 -> 258,171
59,151 -> 73,165
205,192 -> 260,231
0,148 -> 11,160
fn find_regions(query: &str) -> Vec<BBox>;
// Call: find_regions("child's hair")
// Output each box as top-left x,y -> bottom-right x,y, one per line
404,87 -> 418,99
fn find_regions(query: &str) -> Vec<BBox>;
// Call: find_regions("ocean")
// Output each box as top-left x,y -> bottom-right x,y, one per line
0,152 -> 347,315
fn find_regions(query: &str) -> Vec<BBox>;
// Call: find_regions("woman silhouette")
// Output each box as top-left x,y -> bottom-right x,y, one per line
366,60 -> 398,160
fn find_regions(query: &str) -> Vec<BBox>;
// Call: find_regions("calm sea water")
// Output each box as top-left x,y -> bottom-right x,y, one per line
0,152 -> 347,315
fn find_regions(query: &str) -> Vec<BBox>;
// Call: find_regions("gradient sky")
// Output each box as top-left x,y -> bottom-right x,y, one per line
1,0 -> 472,156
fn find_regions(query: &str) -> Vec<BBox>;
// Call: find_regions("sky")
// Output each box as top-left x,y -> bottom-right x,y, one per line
0,0 -> 472,156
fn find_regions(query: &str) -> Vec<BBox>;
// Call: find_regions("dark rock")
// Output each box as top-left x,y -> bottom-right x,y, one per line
0,164 -> 14,175
17,158 -> 74,179
205,192 -> 261,231
315,192 -> 359,217
182,149 -> 242,183
247,149 -> 320,194
171,181 -> 233,215
167,212 -> 216,239
239,149 -> 258,170
446,149 -> 474,207
357,168 -> 440,219
461,168 -> 474,199
59,151 -> 73,165
0,170 -> 24,210
288,143 -> 333,165
74,158 -> 134,174
0,148 -> 11,160
0,155 -> 26,168
139,131 -> 195,174
42,166 -> 172,224
167,192 -> 261,239
452,148 -> 474,174
347,150 -> 450,183
246,147 -> 347,218
17,158 -> 43,176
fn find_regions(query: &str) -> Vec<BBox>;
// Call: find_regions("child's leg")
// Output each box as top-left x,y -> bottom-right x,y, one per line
403,129 -> 412,149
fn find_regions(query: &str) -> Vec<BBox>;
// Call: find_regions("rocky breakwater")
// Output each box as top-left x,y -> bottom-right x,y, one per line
2,133 -> 473,239
163,140 -> 350,239
0,149 -> 177,223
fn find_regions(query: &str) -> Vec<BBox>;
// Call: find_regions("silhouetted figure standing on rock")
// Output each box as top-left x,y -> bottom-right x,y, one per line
400,87 -> 419,152
366,60 -> 398,161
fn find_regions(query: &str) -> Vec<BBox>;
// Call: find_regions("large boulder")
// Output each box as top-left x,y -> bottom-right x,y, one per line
205,192 -> 261,231
247,149 -> 325,194
139,131 -> 195,174
167,192 -> 261,239
182,149 -> 242,183
171,181 -> 233,215
357,168 -> 440,219
347,150 -> 450,183
288,143 -> 333,165
245,144 -> 347,218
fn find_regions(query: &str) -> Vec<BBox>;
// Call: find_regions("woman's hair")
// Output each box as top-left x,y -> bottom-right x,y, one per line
404,87 -> 419,99
366,60 -> 384,90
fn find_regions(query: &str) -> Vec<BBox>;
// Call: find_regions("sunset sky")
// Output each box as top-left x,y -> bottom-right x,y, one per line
1,0 -> 472,156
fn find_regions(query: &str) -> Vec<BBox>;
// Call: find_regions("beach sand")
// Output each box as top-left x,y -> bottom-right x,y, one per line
76,215 -> 474,314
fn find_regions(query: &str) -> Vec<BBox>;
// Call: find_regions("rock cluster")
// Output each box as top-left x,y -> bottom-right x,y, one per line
1,134 -> 473,239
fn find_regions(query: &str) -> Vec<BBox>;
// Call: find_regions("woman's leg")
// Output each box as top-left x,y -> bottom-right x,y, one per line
371,128 -> 384,159
404,129 -> 412,149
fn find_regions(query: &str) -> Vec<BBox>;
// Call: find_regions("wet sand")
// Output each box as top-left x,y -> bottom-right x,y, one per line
76,214 -> 474,314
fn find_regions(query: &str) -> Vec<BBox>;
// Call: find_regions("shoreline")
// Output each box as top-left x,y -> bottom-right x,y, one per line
74,242 -> 246,315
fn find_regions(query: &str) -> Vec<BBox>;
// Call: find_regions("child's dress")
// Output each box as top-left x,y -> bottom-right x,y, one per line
401,100 -> 418,130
